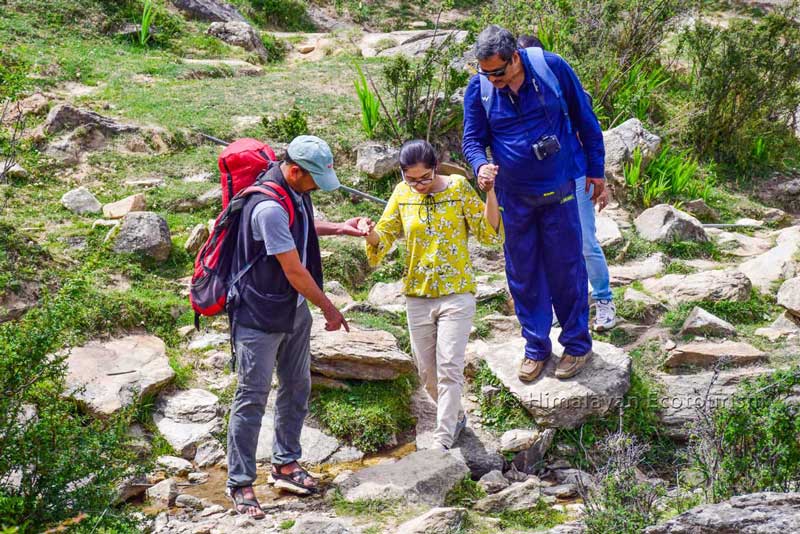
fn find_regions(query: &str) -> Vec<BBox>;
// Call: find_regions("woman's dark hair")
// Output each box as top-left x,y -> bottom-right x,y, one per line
517,34 -> 544,49
399,139 -> 438,171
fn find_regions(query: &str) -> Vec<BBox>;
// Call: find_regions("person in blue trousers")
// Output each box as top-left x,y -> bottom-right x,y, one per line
462,25 -> 607,382
516,34 -> 616,332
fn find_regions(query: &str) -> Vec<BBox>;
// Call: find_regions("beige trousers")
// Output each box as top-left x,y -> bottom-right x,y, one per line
406,292 -> 476,448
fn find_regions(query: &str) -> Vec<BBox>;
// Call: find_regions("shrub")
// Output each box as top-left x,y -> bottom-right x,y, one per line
678,6 -> 800,174
260,32 -> 287,63
582,433 -> 667,534
238,0 -> 315,31
623,146 -> 714,208
688,366 -> 800,502
262,105 -> 309,142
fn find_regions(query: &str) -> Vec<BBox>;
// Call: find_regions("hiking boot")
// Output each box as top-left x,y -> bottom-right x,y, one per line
593,299 -> 617,332
519,357 -> 546,382
555,352 -> 591,379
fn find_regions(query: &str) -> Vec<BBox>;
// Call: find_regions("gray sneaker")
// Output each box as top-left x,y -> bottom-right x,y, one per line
593,299 -> 617,332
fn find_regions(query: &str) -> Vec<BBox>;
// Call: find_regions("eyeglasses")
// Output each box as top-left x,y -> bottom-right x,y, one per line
401,168 -> 435,187
478,59 -> 511,78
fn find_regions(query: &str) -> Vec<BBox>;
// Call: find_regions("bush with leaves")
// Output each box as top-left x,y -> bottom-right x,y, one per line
581,432 -> 666,534
623,146 -> 713,208
235,0 -> 315,31
678,5 -> 800,174
688,366 -> 800,503
262,105 -> 309,142
0,277 -> 162,532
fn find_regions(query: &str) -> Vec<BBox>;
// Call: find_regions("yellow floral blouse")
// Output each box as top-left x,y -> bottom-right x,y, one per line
366,174 -> 505,298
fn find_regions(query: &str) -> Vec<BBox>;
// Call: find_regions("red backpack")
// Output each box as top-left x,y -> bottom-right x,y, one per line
189,140 -> 293,325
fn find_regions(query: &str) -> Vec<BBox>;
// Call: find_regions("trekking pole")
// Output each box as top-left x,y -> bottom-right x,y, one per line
198,132 -> 388,206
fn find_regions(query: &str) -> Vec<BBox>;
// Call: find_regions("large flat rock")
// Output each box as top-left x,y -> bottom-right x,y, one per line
334,449 -> 469,506
471,330 -> 632,429
609,253 -> 668,286
310,315 -> 415,380
739,226 -> 800,293
664,341 -> 767,369
656,367 -> 774,440
641,269 -> 751,305
63,335 -> 174,417
644,492 -> 800,533
154,389 -> 223,459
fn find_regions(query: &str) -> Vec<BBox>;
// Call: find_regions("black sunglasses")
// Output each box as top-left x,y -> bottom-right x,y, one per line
478,59 -> 511,78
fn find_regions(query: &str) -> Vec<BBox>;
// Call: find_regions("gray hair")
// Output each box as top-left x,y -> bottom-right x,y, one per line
474,25 -> 517,61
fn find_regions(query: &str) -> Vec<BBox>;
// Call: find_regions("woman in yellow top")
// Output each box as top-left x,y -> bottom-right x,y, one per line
362,139 -> 503,451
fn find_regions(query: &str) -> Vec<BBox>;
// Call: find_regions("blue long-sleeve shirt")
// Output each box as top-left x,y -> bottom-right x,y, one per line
462,49 -> 605,195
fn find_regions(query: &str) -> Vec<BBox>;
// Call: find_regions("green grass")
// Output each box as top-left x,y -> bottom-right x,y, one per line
472,361 -> 537,432
278,519 -> 296,530
495,500 -> 567,530
309,375 -> 416,453
331,490 -> 397,517
662,289 -> 777,333
347,309 -> 410,354
168,348 -> 194,389
445,476 -> 486,507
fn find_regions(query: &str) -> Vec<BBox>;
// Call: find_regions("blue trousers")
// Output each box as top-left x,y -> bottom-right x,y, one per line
497,181 -> 592,361
576,176 -> 613,301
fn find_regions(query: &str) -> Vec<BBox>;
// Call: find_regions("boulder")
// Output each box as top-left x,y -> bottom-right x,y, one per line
634,204 -> 708,243
194,439 -> 225,467
324,280 -> 355,308
678,307 -> 737,337
171,0 -> 246,22
475,276 -> 509,302
103,193 -> 146,219
113,212 -> 172,261
709,230 -> 771,258
641,269 -> 752,305
309,314 -> 415,380
154,389 -> 223,459
656,367 -> 774,440
596,214 -> 623,248
180,58 -> 264,78
396,507 -> 468,534
184,223 -> 210,255
367,280 -> 405,312
43,104 -> 139,137
474,478 -> 546,513
739,226 -> 800,292
124,178 -> 164,189
377,30 -> 468,58
663,341 -> 766,369
207,21 -> 269,62
609,253 -> 669,286
5,163 -> 28,179
188,332 -> 229,351
472,332 -> 632,429
156,456 -> 193,476
511,428 -> 556,473
602,118 -> 661,182
61,187 -> 101,214
683,199 -> 719,222
755,311 -> 800,341
500,429 -> 540,453
622,288 -> 667,325
356,142 -> 399,178
175,493 -> 204,510
63,335 -> 174,417
290,518 -> 354,534
146,478 -> 178,507
255,397 -> 341,465
777,276 -> 800,317
478,470 -> 510,494
334,449 -> 469,506
412,388 -> 504,478
644,492 -> 800,533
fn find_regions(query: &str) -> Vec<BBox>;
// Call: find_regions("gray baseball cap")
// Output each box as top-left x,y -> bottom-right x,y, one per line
287,135 -> 340,191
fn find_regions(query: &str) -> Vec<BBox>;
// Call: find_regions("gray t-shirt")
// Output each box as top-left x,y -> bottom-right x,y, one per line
251,188 -> 309,307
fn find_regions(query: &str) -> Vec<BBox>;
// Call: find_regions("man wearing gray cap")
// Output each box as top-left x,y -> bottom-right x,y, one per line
226,135 -> 370,518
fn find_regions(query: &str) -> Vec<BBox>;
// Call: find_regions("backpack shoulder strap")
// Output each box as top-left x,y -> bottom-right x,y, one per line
479,75 -> 494,118
241,182 -> 296,227
525,47 -> 573,134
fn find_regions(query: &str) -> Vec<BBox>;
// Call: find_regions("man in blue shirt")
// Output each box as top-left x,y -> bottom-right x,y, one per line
462,25 -> 606,382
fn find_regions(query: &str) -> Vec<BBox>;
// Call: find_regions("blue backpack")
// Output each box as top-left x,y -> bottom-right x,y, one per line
479,47 -> 573,134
